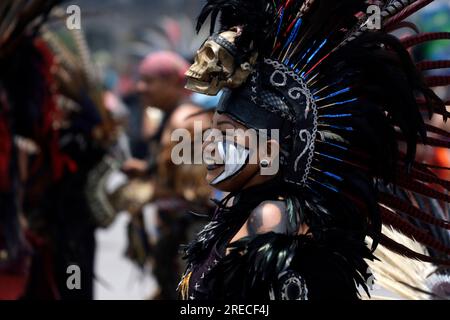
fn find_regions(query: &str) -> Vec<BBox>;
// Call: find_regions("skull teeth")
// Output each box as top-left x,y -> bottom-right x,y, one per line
186,69 -> 207,81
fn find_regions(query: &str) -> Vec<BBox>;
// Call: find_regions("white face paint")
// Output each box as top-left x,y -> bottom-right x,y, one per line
210,140 -> 250,186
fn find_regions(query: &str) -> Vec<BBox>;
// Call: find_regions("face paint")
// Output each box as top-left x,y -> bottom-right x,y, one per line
210,140 -> 250,186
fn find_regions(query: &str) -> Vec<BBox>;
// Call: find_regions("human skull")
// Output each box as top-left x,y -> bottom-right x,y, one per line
185,28 -> 257,96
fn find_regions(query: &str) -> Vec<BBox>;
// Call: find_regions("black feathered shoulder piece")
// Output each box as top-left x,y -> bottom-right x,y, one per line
193,230 -> 375,300
185,0 -> 450,271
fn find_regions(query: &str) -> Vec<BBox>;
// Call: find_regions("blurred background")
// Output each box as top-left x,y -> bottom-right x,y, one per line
67,1 -> 213,299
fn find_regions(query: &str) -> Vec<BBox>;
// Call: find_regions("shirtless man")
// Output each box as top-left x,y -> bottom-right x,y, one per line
122,51 -> 204,176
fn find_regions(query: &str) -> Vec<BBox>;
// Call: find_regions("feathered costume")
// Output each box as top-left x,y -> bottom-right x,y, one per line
180,0 -> 450,300
364,225 -> 449,300
0,0 -> 119,299
0,0 -> 64,299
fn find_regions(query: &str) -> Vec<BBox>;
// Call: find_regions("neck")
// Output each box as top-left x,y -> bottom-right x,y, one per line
235,176 -> 282,206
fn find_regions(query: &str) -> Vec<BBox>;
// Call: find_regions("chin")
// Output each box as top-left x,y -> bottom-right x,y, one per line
206,171 -> 220,186
208,178 -> 240,193
215,184 -> 239,193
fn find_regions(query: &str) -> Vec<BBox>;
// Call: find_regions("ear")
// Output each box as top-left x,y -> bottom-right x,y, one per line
263,139 -> 280,160
259,139 -> 281,177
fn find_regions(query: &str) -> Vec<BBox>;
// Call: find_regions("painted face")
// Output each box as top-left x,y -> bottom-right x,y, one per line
202,112 -> 275,193
208,139 -> 250,185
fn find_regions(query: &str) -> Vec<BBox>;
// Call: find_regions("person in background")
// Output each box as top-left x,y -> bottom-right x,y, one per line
122,51 -> 197,176
121,51 -> 213,299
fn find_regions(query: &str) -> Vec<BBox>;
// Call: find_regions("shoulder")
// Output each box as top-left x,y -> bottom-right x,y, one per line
247,200 -> 289,235
228,200 -> 293,247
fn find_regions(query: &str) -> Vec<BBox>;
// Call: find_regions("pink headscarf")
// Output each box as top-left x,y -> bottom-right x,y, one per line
139,51 -> 189,82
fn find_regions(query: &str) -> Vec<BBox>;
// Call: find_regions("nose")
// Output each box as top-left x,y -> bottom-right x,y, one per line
202,134 -> 215,158
202,129 -> 223,160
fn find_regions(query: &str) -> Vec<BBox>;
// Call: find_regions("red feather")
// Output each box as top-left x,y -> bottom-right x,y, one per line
416,60 -> 450,72
425,76 -> 450,88
401,32 -> 450,48
385,21 -> 420,34
379,192 -> 450,229
384,0 -> 434,29
394,174 -> 450,203
380,206 -> 450,256
378,233 -> 450,266
425,124 -> 450,138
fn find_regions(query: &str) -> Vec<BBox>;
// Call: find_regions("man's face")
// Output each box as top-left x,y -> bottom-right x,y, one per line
137,74 -> 179,111
202,112 -> 261,192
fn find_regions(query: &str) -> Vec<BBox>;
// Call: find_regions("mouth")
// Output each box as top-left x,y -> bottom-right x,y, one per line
186,69 -> 205,79
185,73 -> 220,96
185,77 -> 210,91
206,163 -> 223,171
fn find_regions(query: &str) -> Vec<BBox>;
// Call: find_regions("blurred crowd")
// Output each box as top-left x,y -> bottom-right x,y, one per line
0,0 -> 448,300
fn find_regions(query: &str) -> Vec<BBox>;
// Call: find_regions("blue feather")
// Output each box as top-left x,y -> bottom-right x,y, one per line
319,114 -> 353,118
315,87 -> 351,101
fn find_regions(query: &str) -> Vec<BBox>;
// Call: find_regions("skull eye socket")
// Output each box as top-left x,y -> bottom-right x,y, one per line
204,47 -> 216,61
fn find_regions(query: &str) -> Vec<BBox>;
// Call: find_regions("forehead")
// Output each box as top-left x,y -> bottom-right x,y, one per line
213,112 -> 235,125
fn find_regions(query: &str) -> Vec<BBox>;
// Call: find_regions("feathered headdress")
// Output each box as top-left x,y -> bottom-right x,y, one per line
185,0 -> 450,269
364,225 -> 450,300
